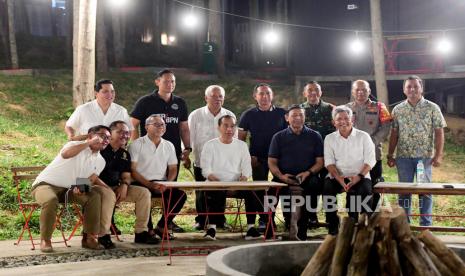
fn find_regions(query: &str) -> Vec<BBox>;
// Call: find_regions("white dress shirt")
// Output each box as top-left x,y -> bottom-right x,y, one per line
33,141 -> 106,188
324,128 -> 376,179
66,100 -> 133,135
188,106 -> 236,167
200,138 -> 252,181
129,136 -> 178,180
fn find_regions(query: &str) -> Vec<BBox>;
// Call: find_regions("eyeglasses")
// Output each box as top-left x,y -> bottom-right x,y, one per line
147,123 -> 165,128
95,133 -> 111,140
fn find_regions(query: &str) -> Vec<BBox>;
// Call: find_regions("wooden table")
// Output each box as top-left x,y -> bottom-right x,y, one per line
158,181 -> 287,264
374,182 -> 465,233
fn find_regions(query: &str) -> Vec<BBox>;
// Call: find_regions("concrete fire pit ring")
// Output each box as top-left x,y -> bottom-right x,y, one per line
206,241 -> 465,276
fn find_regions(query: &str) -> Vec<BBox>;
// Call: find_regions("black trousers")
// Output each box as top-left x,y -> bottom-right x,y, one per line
322,178 -> 372,232
194,166 -> 226,227
204,190 -> 261,226
132,181 -> 187,229
370,160 -> 383,210
251,157 -> 271,223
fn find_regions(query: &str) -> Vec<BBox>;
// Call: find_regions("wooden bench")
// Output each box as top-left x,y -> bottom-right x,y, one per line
374,182 -> 465,232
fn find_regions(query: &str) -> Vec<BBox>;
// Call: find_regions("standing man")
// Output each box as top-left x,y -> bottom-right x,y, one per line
32,125 -> 116,252
268,105 -> 324,240
129,115 -> 187,239
130,69 -> 190,232
387,75 -> 446,226
323,106 -> 376,235
238,83 -> 287,231
65,79 -> 133,141
346,80 -> 392,210
99,120 -> 158,244
300,81 -> 335,140
200,115 -> 254,240
188,85 -> 236,230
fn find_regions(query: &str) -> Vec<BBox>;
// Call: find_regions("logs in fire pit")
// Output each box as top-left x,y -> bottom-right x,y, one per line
301,206 -> 465,276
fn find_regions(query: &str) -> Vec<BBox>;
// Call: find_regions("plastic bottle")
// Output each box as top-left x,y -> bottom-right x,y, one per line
416,160 -> 426,185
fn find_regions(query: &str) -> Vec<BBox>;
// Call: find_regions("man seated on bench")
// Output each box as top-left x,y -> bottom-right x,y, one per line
99,120 -> 158,244
32,125 -> 116,252
200,115 -> 255,240
323,105 -> 376,235
129,114 -> 186,240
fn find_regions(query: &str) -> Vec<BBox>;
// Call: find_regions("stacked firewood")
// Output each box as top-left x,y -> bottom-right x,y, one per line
301,206 -> 465,276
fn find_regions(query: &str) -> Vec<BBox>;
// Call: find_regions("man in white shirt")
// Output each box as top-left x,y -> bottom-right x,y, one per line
129,115 -> 186,240
200,115 -> 256,240
65,79 -> 133,141
32,125 -> 116,252
323,105 -> 376,235
188,85 -> 236,230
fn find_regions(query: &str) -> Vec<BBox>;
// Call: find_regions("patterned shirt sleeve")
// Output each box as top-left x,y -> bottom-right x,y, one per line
431,104 -> 447,129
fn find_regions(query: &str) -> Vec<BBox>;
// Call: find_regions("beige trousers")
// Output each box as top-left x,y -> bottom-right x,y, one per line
32,183 -> 101,240
91,185 -> 116,235
116,185 -> 151,233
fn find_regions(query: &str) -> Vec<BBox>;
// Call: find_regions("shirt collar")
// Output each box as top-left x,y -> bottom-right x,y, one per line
255,105 -> 275,112
336,127 -> 357,139
153,90 -> 173,103
286,126 -> 309,135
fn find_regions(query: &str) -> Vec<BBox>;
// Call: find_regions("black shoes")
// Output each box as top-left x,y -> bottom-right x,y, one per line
98,234 -> 115,249
168,221 -> 185,233
245,227 -> 262,240
134,231 -> 159,244
204,228 -> 216,240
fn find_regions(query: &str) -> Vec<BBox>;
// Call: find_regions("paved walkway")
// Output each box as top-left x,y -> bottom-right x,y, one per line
1,232 -> 465,275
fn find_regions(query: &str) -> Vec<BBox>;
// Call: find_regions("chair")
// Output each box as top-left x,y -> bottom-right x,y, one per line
11,166 -> 82,250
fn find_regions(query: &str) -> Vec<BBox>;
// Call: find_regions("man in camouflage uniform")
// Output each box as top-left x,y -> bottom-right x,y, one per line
346,80 -> 392,210
299,81 -> 335,227
300,81 -> 335,140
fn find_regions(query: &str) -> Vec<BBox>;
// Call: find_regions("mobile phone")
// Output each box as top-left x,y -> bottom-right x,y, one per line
443,184 -> 454,189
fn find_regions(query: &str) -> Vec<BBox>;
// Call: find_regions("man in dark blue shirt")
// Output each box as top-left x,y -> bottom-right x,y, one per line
268,105 -> 324,240
238,83 -> 287,233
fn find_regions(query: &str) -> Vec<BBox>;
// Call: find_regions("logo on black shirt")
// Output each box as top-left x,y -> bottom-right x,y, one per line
171,103 -> 179,110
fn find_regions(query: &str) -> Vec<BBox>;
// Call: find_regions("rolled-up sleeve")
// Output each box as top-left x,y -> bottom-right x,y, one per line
362,132 -> 376,168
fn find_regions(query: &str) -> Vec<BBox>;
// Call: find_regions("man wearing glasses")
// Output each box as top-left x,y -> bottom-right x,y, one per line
32,125 -> 116,252
129,115 -> 186,240
99,121 -> 158,245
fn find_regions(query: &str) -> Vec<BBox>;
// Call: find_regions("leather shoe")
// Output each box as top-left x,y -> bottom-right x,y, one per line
82,233 -> 104,250
40,239 -> 53,253
98,234 -> 116,249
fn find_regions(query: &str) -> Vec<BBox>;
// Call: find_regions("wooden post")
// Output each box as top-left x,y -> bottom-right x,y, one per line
418,230 -> 465,274
369,0 -> 389,105
424,247 -> 455,276
398,236 -> 441,275
390,206 -> 412,242
347,214 -> 376,276
301,235 -> 337,276
6,0 -> 18,69
329,217 -> 355,276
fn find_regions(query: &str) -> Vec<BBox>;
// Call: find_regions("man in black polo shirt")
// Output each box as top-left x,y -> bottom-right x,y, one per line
130,69 -> 190,232
268,105 -> 324,240
238,83 -> 287,232
99,120 -> 158,244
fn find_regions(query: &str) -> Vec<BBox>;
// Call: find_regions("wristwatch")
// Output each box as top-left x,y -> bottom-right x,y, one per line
184,147 -> 192,152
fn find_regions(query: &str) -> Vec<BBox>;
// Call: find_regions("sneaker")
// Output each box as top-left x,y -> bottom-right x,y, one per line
169,221 -> 185,233
204,228 -> 216,241
297,229 -> 308,241
134,231 -> 159,244
98,234 -> 115,249
245,227 -> 262,240
110,224 -> 122,235
258,220 -> 266,234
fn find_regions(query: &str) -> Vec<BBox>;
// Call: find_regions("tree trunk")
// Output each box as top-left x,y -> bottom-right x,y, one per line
112,9 -> 125,67
65,0 -> 73,64
151,0 -> 161,54
96,0 -> 108,73
249,0 -> 259,66
194,0 -> 206,67
72,0 -> 79,105
208,0 -> 225,76
6,0 -> 18,69
0,1 -> 10,66
73,0 -> 97,107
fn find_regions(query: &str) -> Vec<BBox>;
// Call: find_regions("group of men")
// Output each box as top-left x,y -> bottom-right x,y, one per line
32,69 -> 446,252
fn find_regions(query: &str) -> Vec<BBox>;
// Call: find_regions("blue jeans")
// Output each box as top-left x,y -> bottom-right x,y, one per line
396,157 -> 433,226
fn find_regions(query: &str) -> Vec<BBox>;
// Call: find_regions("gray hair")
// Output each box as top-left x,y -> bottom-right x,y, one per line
332,105 -> 353,120
145,114 -> 165,125
351,79 -> 370,90
205,85 -> 225,97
